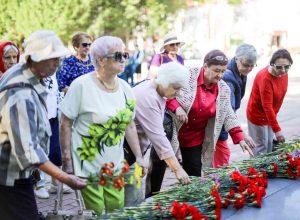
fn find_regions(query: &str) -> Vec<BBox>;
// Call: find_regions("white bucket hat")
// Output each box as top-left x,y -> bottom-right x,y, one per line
23,30 -> 70,62
160,32 -> 185,52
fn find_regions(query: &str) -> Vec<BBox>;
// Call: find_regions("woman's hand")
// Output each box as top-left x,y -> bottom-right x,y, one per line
174,167 -> 191,185
164,156 -> 190,184
275,131 -> 285,143
239,140 -> 254,157
244,134 -> 256,149
136,157 -> 148,177
175,106 -> 188,124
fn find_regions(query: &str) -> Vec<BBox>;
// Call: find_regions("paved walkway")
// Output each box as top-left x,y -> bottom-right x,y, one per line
37,54 -> 300,216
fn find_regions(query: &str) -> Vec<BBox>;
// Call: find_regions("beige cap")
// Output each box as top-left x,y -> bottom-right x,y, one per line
23,30 -> 70,62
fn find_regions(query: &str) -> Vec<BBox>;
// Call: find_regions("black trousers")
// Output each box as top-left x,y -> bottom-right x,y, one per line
180,145 -> 202,176
0,178 -> 39,220
145,147 -> 167,198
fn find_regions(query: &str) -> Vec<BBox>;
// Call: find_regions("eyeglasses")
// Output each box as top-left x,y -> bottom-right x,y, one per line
239,60 -> 257,68
169,43 -> 181,47
104,52 -> 130,62
272,64 -> 291,71
81,43 -> 91,48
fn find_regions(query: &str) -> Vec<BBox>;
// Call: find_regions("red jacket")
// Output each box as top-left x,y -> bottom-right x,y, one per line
247,66 -> 288,132
0,41 -> 20,75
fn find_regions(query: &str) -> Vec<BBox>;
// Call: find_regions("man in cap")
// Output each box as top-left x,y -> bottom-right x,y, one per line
0,30 -> 86,220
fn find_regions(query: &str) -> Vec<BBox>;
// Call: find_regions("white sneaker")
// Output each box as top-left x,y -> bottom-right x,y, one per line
35,187 -> 50,199
48,184 -> 73,194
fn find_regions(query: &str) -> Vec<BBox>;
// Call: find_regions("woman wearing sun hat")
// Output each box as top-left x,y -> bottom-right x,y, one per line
148,32 -> 185,79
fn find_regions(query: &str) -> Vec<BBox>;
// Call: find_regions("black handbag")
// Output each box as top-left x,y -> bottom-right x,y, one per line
123,109 -> 173,166
123,138 -> 136,166
163,109 -> 173,141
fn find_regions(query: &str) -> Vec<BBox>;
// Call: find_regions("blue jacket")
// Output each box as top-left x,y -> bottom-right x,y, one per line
218,58 -> 247,140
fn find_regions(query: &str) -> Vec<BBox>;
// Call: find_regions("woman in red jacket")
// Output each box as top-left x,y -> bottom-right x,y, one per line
247,49 -> 293,156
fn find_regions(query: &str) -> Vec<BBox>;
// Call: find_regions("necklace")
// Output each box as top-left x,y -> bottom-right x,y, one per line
96,74 -> 117,91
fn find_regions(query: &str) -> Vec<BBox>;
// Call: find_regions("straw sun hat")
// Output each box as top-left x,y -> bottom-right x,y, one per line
160,32 -> 185,52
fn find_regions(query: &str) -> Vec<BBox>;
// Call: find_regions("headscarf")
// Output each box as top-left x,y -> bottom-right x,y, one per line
0,41 -> 20,74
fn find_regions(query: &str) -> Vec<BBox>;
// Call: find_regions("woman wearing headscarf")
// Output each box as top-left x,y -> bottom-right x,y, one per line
60,36 -> 147,215
57,32 -> 94,94
169,50 -> 254,176
0,41 -> 20,77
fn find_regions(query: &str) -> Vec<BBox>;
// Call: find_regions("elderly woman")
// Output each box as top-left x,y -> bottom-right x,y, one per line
168,50 -> 254,176
0,30 -> 86,220
145,32 -> 185,197
127,62 -> 191,201
0,41 -> 20,77
57,32 -> 94,94
148,32 -> 185,79
60,36 -> 146,215
247,49 -> 293,156
215,44 -> 257,167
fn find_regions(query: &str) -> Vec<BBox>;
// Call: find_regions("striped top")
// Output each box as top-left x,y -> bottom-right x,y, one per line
0,63 -> 50,186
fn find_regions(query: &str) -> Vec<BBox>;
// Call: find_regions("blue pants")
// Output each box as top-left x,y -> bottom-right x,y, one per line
48,117 -> 62,166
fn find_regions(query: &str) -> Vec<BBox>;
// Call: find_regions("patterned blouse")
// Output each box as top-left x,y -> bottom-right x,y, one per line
56,55 -> 94,91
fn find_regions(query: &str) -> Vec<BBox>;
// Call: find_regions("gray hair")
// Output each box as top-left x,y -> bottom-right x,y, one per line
155,62 -> 189,88
3,44 -> 18,56
235,44 -> 257,63
90,36 -> 124,70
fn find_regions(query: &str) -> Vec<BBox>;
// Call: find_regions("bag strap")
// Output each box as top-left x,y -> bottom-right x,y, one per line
160,53 -> 163,65
0,82 -> 47,111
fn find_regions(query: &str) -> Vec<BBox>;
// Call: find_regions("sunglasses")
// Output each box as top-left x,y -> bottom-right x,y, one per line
81,43 -> 91,48
272,64 -> 291,71
207,55 -> 228,64
169,43 -> 181,47
105,52 -> 129,62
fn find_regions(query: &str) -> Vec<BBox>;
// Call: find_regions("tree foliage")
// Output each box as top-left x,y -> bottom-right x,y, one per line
0,0 -> 186,45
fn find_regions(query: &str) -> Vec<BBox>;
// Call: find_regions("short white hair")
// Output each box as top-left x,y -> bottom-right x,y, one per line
155,62 -> 189,88
90,36 -> 124,70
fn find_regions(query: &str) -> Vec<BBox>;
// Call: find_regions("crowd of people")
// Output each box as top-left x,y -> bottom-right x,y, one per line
0,30 -> 293,219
